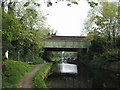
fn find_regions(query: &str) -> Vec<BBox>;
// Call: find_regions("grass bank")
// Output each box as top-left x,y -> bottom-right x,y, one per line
2,60 -> 34,88
33,63 -> 52,89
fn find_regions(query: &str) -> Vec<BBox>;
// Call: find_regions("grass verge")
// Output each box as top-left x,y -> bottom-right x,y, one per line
33,63 -> 52,89
2,60 -> 34,88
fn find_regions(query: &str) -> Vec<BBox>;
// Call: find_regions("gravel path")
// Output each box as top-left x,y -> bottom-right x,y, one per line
17,64 -> 43,89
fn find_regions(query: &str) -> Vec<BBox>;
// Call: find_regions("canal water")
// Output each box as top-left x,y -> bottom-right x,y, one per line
45,64 -> 120,88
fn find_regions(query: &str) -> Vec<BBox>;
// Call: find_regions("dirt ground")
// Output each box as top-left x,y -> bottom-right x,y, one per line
17,64 -> 43,89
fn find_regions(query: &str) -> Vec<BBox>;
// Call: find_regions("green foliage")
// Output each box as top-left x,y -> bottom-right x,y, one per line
90,49 -> 120,69
84,1 -> 119,49
2,2 -> 50,62
81,1 -> 120,70
90,39 -> 104,53
2,11 -> 23,42
102,2 -> 118,18
32,58 -> 44,65
47,52 -> 61,61
33,64 -> 52,88
90,56 -> 106,68
2,60 -> 34,88
87,31 -> 106,54
105,61 -> 120,71
101,49 -> 120,62
116,36 -> 120,48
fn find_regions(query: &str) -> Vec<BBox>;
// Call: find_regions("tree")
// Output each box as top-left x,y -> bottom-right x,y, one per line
1,0 -> 105,61
2,0 -> 50,61
84,1 -> 119,49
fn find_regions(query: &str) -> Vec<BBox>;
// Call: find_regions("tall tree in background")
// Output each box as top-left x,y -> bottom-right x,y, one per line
101,1 -> 119,48
84,1 -> 119,50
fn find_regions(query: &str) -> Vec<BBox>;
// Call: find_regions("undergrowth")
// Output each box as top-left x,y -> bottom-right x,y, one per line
33,63 -> 52,89
2,60 -> 34,88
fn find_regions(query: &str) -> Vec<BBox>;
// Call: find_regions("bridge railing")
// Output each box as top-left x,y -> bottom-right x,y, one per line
44,40 -> 91,48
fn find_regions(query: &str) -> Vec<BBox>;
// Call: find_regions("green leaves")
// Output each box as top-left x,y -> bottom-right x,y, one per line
2,0 -> 50,61
2,11 -> 22,42
85,1 -> 119,49
102,2 -> 118,18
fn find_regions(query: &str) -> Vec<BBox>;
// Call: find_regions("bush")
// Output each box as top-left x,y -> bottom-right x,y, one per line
106,61 -> 120,71
90,49 -> 120,69
101,49 -> 120,62
116,36 -> 120,48
32,58 -> 44,65
2,60 -> 34,88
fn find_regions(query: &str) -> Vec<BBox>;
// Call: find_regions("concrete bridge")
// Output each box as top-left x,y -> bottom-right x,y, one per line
44,36 -> 91,51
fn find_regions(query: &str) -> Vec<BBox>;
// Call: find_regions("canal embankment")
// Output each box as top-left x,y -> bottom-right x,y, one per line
2,60 -> 52,89
33,63 -> 52,88
78,49 -> 120,72
2,60 -> 34,88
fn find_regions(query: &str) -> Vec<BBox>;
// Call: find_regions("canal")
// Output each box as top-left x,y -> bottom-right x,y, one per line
45,63 -> 120,88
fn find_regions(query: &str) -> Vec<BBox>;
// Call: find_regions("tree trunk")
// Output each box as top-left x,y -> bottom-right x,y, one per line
112,19 -> 117,48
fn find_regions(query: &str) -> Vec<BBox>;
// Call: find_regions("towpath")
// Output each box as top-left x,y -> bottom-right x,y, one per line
17,64 -> 43,88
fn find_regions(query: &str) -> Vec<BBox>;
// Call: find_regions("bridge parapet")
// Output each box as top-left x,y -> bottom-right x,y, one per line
44,36 -> 91,49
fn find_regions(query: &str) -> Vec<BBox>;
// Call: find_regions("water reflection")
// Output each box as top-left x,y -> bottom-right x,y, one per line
46,64 -> 120,88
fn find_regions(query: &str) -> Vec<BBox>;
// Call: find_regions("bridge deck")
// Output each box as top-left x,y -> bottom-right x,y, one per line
44,36 -> 91,50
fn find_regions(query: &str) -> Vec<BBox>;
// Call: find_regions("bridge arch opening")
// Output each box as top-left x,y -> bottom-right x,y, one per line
42,36 -> 91,63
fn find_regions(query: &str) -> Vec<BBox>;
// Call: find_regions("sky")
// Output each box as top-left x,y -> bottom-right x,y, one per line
16,0 -> 118,36
40,0 -> 91,36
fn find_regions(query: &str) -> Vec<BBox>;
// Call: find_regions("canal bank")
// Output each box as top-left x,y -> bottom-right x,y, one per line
33,63 -> 52,88
83,59 -> 120,73
77,51 -> 120,73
